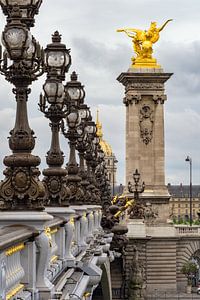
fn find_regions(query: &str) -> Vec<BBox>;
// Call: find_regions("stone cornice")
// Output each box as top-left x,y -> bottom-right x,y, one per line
117,71 -> 173,87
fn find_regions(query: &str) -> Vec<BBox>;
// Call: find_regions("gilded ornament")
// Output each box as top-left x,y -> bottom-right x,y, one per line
6,284 -> 24,300
117,19 -> 172,68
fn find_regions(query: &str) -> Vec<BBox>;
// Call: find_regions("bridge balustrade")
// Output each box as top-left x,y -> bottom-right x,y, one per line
0,205 -> 111,300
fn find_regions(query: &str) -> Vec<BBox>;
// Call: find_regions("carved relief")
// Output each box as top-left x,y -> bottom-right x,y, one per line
127,82 -> 164,90
124,94 -> 142,106
153,94 -> 167,104
139,105 -> 154,145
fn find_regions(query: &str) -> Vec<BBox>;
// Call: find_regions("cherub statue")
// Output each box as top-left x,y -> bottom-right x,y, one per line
117,20 -> 172,67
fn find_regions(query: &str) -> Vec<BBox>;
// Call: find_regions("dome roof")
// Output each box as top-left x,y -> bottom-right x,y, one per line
100,139 -> 112,156
96,110 -> 113,157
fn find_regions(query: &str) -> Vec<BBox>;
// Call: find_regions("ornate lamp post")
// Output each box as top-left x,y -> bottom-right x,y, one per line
112,158 -> 118,196
128,169 -> 145,219
128,169 -> 145,200
61,72 -> 85,204
97,158 -> 112,211
39,32 -> 71,207
39,70 -> 70,206
45,31 -> 71,81
84,120 -> 97,203
76,105 -> 92,202
0,6 -> 45,210
185,155 -> 193,226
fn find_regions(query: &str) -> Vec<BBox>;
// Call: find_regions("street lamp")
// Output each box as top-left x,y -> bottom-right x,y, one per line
112,158 -> 118,196
185,155 -> 192,226
0,5 -> 47,211
127,169 -> 145,219
39,68 -> 71,206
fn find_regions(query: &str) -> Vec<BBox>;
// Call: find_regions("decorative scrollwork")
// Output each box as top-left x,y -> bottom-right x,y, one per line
139,105 -> 154,145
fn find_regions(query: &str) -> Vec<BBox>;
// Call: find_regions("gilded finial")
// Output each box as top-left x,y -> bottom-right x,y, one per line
117,19 -> 172,69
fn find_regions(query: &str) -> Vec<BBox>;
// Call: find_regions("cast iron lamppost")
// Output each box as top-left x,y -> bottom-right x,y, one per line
61,71 -> 86,204
112,158 -> 118,196
90,133 -> 101,204
76,104 -> 93,203
128,169 -> 145,200
39,31 -> 71,206
84,119 -> 98,203
185,155 -> 193,226
0,6 -> 45,210
128,169 -> 145,219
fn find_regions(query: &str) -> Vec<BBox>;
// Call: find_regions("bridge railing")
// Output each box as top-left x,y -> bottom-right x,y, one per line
0,205 -> 110,300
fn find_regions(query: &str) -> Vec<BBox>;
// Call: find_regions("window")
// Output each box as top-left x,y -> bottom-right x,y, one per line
185,204 -> 188,208
108,159 -> 110,166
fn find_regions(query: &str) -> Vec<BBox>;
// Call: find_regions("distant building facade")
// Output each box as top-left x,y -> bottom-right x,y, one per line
168,184 -> 200,221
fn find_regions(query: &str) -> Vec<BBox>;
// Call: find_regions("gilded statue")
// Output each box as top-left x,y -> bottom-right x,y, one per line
117,19 -> 172,68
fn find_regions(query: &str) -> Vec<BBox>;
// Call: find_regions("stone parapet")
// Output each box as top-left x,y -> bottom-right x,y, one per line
0,205 -> 112,300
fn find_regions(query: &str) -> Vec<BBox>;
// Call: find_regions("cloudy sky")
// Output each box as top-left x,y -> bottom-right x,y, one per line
0,0 -> 200,186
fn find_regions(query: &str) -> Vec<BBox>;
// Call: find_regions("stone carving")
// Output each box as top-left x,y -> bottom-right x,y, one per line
124,94 -> 142,106
128,202 -> 145,219
153,94 -> 167,104
144,202 -> 158,225
139,105 -> 154,145
127,82 -> 164,90
128,245 -> 145,300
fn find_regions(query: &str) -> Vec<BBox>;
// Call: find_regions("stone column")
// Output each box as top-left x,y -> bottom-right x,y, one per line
117,68 -> 173,222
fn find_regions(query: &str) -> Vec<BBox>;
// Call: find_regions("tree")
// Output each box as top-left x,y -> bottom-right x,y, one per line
181,261 -> 198,286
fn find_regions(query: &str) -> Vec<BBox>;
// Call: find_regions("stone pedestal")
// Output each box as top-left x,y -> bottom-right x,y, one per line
117,68 -> 173,222
127,219 -> 146,238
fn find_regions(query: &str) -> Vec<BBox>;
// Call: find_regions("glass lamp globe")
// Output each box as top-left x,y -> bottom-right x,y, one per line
45,31 -> 71,80
133,169 -> 140,183
66,111 -> 79,128
65,71 -> 85,105
85,121 -> 96,135
43,71 -> 64,104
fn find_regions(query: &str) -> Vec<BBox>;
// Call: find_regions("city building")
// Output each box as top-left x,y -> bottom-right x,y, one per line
168,184 -> 200,222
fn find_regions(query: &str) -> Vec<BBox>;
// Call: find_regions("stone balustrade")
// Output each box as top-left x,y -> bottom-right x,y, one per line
0,205 -> 112,300
175,225 -> 200,236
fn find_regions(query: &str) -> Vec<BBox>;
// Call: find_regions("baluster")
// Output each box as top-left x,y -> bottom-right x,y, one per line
64,218 -> 75,267
35,231 -> 54,298
79,212 -> 88,250
0,253 -> 6,299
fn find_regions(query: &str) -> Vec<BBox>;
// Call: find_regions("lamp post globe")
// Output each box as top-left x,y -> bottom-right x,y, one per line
65,71 -> 85,106
0,0 -> 42,28
45,31 -> 71,81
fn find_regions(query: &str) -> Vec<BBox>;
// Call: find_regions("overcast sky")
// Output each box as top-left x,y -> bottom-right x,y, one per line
0,0 -> 200,186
